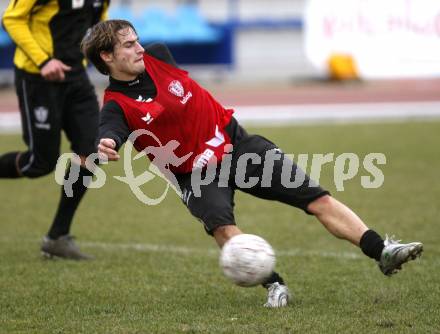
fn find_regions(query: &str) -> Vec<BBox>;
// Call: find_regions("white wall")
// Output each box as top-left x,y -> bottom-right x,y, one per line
233,29 -> 318,82
112,0 -> 315,83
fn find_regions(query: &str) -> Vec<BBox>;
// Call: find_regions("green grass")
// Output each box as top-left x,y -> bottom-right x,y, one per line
1,121 -> 439,333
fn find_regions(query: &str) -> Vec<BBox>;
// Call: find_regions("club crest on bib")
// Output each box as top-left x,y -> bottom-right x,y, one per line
168,80 -> 184,97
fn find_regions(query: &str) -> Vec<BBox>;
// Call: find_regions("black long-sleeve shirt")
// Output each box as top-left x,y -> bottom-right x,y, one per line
98,43 -> 178,150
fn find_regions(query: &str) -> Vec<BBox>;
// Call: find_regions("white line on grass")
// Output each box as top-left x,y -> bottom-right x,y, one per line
0,237 -> 361,260
82,240 -> 438,268
57,240 -> 439,267
81,240 -> 362,260
3,238 -> 434,266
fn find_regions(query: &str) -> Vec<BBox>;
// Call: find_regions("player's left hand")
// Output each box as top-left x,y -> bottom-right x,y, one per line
41,59 -> 72,81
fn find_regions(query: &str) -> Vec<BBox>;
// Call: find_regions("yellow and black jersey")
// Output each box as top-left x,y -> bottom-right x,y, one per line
2,0 -> 109,74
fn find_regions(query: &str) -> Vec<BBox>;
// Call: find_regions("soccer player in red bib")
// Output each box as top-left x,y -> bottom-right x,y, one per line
81,20 -> 423,307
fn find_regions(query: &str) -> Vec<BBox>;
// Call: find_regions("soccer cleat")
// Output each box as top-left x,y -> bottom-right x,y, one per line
378,235 -> 423,276
264,282 -> 290,308
41,235 -> 93,260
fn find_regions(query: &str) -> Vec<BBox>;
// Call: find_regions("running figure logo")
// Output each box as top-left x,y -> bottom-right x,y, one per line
114,129 -> 192,205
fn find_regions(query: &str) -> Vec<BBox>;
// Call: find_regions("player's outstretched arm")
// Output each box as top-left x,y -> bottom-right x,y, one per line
97,100 -> 130,156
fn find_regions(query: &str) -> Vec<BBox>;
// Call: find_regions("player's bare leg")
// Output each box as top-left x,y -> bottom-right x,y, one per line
307,194 -> 423,275
307,195 -> 368,246
213,225 -> 242,248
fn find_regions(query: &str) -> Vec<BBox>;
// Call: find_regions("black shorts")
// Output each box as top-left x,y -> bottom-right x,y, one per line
14,69 -> 99,176
176,117 -> 329,235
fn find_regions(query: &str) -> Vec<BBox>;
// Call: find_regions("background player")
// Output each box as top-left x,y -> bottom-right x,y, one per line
0,0 -> 110,259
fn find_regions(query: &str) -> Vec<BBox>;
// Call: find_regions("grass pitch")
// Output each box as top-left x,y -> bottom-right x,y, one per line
0,121 -> 439,333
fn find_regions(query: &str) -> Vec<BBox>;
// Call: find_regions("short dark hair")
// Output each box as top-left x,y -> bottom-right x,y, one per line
81,19 -> 137,75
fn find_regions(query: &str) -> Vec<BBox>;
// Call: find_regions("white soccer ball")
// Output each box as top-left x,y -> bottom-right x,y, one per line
220,234 -> 276,287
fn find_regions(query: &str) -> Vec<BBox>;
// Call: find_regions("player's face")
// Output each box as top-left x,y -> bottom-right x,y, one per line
106,27 -> 145,80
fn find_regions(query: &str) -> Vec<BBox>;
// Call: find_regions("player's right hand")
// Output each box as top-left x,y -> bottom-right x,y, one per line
98,138 -> 120,161
41,59 -> 72,81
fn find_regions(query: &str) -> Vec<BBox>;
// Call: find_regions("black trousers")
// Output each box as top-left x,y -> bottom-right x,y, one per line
176,118 -> 330,235
14,68 -> 99,177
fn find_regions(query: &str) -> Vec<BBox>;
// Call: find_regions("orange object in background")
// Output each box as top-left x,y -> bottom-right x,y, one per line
328,54 -> 359,80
